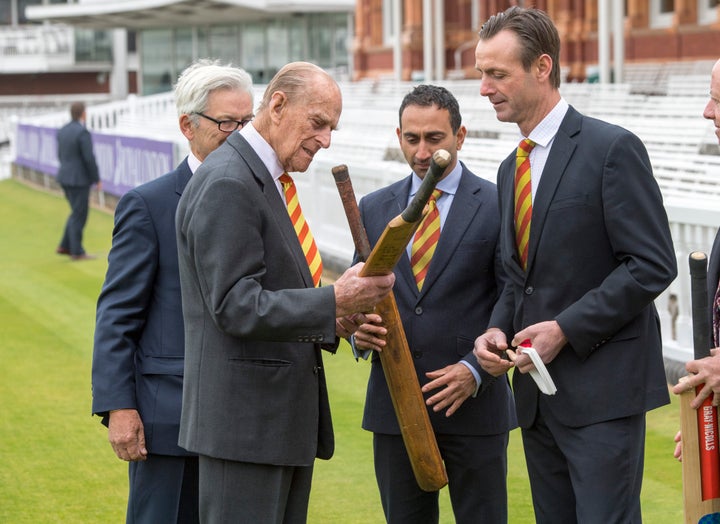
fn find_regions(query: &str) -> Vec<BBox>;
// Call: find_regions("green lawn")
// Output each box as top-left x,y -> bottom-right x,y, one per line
0,178 -> 684,522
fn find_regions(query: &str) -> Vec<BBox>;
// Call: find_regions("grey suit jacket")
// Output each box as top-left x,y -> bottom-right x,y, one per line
176,132 -> 337,466
358,164 -> 517,436
491,105 -> 677,428
56,119 -> 99,187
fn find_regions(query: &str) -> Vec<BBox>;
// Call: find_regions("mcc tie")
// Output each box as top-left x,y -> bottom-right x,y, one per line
280,173 -> 323,287
514,139 -> 536,271
410,189 -> 443,290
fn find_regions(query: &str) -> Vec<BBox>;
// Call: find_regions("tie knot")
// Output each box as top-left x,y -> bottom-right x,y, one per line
517,139 -> 536,158
279,173 -> 293,187
430,189 -> 442,202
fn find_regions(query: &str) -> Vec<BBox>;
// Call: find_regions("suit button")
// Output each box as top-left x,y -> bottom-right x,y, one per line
524,286 -> 534,295
413,351 -> 422,359
313,366 -> 321,375
317,335 -> 324,342
415,307 -> 423,315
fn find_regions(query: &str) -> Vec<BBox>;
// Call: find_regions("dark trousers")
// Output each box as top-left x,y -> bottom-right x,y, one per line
59,185 -> 90,256
373,432 -> 509,524
522,397 -> 645,524
198,455 -> 314,524
127,454 -> 199,524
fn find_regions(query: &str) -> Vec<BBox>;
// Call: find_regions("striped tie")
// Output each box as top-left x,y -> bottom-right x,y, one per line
280,173 -> 323,287
514,139 -> 535,271
410,189 -> 442,290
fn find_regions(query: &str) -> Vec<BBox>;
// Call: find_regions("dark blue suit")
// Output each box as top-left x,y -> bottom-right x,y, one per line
357,163 -> 517,523
490,106 -> 677,522
56,119 -> 99,256
92,159 -> 198,523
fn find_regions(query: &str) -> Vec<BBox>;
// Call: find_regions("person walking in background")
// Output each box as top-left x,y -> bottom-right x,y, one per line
352,84 -> 516,523
472,7 -> 677,523
672,57 -> 720,456
175,61 -> 395,523
56,101 -> 101,260
92,59 -> 255,524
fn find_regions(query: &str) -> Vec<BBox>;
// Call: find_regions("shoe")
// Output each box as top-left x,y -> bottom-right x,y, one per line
56,247 -> 70,255
71,254 -> 96,261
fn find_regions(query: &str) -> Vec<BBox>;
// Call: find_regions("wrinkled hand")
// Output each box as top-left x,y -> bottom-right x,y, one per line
473,328 -> 513,377
671,348 -> 720,409
335,313 -> 378,339
333,263 -> 394,318
673,430 -> 682,462
352,314 -> 386,352
422,363 -> 475,417
108,409 -> 147,462
511,321 -> 566,374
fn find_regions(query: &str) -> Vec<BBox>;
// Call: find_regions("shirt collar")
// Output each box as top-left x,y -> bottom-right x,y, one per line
524,97 -> 569,147
187,151 -> 202,174
240,122 -> 285,182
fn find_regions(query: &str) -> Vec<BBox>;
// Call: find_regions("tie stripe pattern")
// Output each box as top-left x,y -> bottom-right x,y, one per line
514,139 -> 536,271
410,189 -> 442,290
280,173 -> 323,287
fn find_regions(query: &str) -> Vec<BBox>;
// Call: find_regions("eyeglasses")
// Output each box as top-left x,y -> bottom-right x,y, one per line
194,112 -> 253,132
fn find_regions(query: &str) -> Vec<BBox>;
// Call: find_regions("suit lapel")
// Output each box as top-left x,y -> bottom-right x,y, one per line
175,158 -> 193,196
384,178 -> 417,292
230,134 -> 315,288
498,155 -> 526,282
526,108 -> 580,272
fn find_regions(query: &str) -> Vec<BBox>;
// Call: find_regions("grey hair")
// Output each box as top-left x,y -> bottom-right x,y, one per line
174,59 -> 254,120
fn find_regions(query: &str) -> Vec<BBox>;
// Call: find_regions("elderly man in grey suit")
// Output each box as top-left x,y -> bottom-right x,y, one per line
176,61 -> 395,523
56,101 -> 101,260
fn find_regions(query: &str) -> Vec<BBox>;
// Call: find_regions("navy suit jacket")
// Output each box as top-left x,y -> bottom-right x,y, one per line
490,106 -> 677,429
358,163 -> 517,436
92,159 -> 193,456
56,119 -> 99,187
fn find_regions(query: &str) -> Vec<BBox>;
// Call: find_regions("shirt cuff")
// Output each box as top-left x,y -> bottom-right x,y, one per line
459,360 -> 481,397
350,335 -> 372,361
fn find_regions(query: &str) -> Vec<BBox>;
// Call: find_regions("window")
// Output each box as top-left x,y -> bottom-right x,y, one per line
650,0 -> 674,27
699,0 -> 719,24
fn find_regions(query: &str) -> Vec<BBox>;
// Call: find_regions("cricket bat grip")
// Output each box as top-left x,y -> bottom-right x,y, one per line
401,149 -> 452,222
331,164 -> 371,260
689,251 -> 711,359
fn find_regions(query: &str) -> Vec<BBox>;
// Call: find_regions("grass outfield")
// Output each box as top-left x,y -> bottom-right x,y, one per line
0,178 -> 684,522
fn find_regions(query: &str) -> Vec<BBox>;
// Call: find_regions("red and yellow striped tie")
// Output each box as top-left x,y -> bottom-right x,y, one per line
410,189 -> 442,290
280,173 -> 323,287
514,138 -> 536,271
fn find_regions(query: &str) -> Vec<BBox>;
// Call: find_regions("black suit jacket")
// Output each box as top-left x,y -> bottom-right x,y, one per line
708,229 -> 720,341
92,159 -> 193,456
358,164 -> 517,436
491,106 -> 677,428
176,132 -> 337,466
56,119 -> 99,187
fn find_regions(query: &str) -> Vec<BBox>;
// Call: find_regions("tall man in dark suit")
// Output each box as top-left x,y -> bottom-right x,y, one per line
472,7 -> 677,523
175,61 -> 395,523
672,57 -> 720,414
56,101 -> 101,260
92,59 -> 255,523
352,84 -> 516,523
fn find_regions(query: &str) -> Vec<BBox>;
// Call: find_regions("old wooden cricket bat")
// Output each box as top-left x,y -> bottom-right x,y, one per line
332,150 -> 451,492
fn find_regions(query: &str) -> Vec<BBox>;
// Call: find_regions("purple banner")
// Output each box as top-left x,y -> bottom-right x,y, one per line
14,123 -> 176,197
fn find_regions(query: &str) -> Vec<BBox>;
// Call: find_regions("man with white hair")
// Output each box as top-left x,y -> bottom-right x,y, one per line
92,59 -> 255,523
